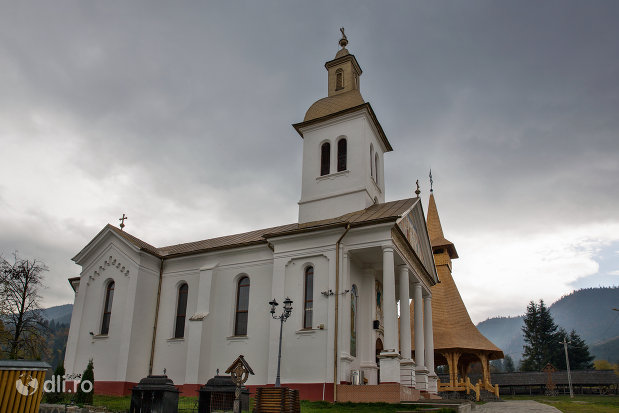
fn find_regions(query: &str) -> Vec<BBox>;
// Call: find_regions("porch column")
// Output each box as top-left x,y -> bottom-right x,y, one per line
398,265 -> 415,387
359,269 -> 378,385
382,247 -> 398,353
379,246 -> 400,383
413,281 -> 428,390
340,251 -> 353,383
424,294 -> 437,393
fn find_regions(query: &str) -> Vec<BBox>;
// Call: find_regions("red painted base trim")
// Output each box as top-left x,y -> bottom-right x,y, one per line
95,381 -> 138,396
178,383 -> 201,397
90,381 -> 335,401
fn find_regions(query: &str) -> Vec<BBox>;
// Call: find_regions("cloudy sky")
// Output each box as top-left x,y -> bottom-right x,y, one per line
1,1 -> 617,323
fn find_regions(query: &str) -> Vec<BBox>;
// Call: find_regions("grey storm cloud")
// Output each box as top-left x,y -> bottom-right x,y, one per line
1,1 -> 618,319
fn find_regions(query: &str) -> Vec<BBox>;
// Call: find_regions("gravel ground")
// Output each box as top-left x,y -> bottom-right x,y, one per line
473,400 -> 562,412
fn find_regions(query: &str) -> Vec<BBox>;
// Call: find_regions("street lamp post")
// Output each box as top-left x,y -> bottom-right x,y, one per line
270,297 -> 293,387
560,337 -> 574,398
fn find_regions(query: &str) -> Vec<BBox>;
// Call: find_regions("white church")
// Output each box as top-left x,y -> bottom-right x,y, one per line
64,32 -> 439,402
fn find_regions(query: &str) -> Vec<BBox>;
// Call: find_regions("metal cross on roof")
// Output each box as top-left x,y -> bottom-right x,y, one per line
119,214 -> 128,230
429,169 -> 434,193
339,27 -> 348,48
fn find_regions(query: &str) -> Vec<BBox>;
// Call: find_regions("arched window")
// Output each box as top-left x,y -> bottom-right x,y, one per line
350,285 -> 358,357
320,142 -> 330,176
174,283 -> 188,338
303,266 -> 314,329
337,138 -> 347,172
374,153 -> 379,185
101,281 -> 115,335
370,145 -> 374,179
335,68 -> 344,91
234,276 -> 250,336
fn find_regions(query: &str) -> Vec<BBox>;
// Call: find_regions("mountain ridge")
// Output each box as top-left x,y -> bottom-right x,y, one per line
477,287 -> 619,364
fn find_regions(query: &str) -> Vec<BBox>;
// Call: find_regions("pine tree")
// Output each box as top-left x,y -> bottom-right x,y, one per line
504,355 -> 516,372
521,300 -> 562,371
46,363 -> 65,404
75,359 -> 94,405
566,330 -> 594,370
490,359 -> 503,373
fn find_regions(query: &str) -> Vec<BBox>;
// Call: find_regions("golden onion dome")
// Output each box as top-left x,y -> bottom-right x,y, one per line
303,90 -> 365,122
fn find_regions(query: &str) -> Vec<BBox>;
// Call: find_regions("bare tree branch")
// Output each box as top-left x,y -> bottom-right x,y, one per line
0,252 -> 48,359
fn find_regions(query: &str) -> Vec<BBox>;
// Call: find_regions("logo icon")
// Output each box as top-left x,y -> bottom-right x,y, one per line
15,373 -> 39,396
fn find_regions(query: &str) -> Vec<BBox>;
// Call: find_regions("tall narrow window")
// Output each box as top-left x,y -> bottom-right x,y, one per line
174,283 -> 188,338
320,142 -> 330,176
337,138 -> 347,172
303,267 -> 314,329
370,145 -> 374,179
375,153 -> 379,185
350,285 -> 358,357
101,281 -> 115,335
234,276 -> 250,336
335,68 -> 344,90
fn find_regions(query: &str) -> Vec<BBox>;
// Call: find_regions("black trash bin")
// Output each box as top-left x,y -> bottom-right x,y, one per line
198,375 -> 249,413
130,375 -> 179,413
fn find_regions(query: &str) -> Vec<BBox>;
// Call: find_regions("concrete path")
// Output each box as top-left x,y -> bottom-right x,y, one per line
473,400 -> 561,412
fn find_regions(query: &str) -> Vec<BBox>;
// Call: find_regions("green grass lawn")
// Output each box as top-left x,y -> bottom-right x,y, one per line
502,395 -> 619,413
57,395 -> 455,412
68,394 -> 619,413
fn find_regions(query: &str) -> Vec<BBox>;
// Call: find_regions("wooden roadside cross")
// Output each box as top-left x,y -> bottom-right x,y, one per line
226,355 -> 254,413
542,363 -> 557,396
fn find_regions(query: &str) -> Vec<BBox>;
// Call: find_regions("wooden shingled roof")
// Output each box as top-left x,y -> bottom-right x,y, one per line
411,193 -> 503,359
102,198 -> 418,259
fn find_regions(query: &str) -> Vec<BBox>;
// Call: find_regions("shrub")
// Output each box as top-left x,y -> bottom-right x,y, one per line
75,359 -> 94,405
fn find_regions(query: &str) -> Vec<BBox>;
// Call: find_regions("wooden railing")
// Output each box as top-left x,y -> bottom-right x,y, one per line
437,377 -> 481,401
466,377 -> 481,401
483,380 -> 500,398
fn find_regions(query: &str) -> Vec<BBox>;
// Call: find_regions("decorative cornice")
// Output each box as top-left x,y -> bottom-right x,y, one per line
88,255 -> 130,285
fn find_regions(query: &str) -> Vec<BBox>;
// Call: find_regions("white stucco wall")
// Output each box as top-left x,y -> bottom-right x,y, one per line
298,110 -> 387,223
65,216 -> 428,392
65,236 -> 159,383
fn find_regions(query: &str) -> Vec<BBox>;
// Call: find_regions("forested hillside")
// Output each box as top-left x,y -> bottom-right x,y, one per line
477,287 -> 619,364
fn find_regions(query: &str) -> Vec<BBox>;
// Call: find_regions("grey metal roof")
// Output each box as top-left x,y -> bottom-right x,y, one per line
103,198 -> 418,258
0,360 -> 51,371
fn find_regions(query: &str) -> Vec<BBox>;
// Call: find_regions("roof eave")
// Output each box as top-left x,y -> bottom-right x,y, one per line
324,53 -> 363,75
159,240 -> 270,259
292,102 -> 393,152
432,243 -> 459,259
264,216 -> 399,240
68,276 -> 80,292
72,224 -> 162,264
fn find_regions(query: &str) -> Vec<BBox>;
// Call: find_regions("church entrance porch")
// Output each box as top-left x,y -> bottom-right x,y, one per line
337,234 -> 436,399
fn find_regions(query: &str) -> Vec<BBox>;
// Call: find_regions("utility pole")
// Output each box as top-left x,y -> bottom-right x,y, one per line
560,337 -> 574,398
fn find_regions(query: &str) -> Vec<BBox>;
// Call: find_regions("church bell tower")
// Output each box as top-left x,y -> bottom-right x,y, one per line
293,29 -> 393,224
